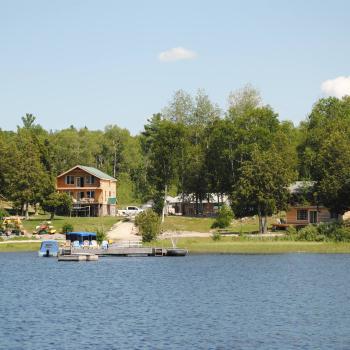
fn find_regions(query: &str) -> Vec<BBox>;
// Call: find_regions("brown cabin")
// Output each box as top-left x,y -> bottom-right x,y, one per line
279,181 -> 340,228
56,165 -> 117,216
286,205 -> 337,226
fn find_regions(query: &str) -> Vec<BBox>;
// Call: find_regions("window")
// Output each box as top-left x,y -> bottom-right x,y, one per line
79,192 -> 85,199
297,209 -> 308,221
86,175 -> 95,185
65,175 -> 75,185
87,191 -> 95,199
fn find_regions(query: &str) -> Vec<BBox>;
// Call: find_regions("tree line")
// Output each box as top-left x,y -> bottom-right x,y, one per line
1,85 -> 350,232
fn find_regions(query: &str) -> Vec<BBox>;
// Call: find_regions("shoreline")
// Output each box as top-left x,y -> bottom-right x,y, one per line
2,239 -> 350,254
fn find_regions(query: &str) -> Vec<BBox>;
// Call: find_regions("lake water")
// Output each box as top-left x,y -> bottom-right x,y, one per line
0,253 -> 350,350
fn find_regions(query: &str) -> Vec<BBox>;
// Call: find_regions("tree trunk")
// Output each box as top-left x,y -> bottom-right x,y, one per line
162,184 -> 167,223
261,215 -> 268,234
25,202 -> 29,220
50,211 -> 55,220
257,205 -> 263,234
34,203 -> 39,216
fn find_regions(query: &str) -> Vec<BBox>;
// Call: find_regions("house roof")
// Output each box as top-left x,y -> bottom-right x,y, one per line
57,165 -> 116,181
288,181 -> 315,194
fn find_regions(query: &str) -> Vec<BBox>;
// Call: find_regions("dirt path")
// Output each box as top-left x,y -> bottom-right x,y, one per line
107,221 -> 141,242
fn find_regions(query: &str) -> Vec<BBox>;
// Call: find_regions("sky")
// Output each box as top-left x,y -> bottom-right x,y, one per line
1,0 -> 349,134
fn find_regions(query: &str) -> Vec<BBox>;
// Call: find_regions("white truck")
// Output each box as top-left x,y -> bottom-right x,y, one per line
117,206 -> 144,217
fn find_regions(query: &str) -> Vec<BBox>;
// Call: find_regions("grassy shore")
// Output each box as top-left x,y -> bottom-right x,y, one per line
150,237 -> 350,254
162,215 -> 278,233
0,242 -> 40,252
21,215 -> 121,233
2,237 -> 350,253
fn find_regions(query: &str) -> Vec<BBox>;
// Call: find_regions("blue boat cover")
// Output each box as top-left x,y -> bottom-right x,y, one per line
40,240 -> 59,253
67,232 -> 97,237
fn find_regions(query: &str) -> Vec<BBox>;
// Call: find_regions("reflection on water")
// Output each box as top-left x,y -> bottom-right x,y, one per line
0,253 -> 350,350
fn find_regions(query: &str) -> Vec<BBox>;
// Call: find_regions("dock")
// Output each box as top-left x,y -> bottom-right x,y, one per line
64,247 -> 187,257
58,253 -> 99,261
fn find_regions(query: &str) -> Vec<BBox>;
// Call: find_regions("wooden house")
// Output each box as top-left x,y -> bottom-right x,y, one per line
56,165 -> 117,216
283,181 -> 338,227
165,194 -> 230,217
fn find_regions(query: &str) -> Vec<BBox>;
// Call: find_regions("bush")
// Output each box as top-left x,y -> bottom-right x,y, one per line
61,222 -> 74,234
331,227 -> 350,242
0,208 -> 8,220
211,232 -> 222,241
96,227 -> 107,244
296,225 -> 318,241
211,205 -> 234,229
135,209 -> 161,242
286,225 -> 297,237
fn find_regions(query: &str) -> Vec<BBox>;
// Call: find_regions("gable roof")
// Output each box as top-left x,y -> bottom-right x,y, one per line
57,165 -> 116,181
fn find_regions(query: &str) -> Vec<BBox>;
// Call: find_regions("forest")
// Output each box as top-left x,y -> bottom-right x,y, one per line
1,85 -> 350,233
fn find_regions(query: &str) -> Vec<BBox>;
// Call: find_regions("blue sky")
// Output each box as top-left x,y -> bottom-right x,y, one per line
1,0 -> 349,134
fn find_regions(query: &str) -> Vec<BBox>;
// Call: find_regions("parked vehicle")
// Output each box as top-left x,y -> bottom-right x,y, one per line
117,206 -> 144,216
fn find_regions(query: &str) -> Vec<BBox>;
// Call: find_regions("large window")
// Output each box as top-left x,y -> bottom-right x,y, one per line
297,209 -> 308,221
65,175 -> 75,185
87,191 -> 95,199
86,175 -> 95,184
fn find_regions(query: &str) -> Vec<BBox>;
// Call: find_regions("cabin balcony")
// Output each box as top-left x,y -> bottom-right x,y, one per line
72,198 -> 99,205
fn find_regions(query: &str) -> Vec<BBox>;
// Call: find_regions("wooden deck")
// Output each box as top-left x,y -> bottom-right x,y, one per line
70,247 -> 169,257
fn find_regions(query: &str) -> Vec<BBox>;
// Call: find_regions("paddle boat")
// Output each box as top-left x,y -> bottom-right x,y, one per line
38,240 -> 59,257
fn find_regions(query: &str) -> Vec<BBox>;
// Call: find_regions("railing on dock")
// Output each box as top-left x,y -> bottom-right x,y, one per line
110,241 -> 143,248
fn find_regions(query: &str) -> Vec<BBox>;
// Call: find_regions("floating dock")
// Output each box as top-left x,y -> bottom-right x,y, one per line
64,247 -> 187,257
58,253 -> 99,261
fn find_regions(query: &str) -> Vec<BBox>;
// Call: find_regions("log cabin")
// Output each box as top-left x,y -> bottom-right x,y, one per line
56,165 -> 117,216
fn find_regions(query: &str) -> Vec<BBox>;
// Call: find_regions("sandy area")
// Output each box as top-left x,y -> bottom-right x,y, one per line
107,221 -> 141,242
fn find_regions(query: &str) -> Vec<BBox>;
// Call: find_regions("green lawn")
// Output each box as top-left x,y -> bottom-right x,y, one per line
162,215 -> 279,233
162,216 -> 216,232
150,237 -> 350,254
21,215 -> 121,234
0,242 -> 40,252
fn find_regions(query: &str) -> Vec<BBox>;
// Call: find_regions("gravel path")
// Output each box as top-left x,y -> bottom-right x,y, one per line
107,220 -> 141,242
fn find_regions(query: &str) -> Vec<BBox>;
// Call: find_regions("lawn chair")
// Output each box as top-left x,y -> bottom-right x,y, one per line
72,240 -> 80,249
90,240 -> 98,249
101,240 -> 109,249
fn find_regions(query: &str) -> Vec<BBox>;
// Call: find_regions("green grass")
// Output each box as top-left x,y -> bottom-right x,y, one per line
21,215 -> 121,234
149,237 -> 350,254
0,242 -> 40,252
162,216 -> 216,232
162,215 -> 278,233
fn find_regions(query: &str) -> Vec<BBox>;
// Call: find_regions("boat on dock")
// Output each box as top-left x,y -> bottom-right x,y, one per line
38,240 -> 59,257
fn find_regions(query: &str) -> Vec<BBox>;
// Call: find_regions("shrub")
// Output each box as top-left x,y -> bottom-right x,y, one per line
296,225 -> 318,241
211,205 -> 234,229
331,227 -> 350,242
286,225 -> 297,237
135,209 -> 161,242
96,227 -> 107,244
0,208 -> 8,220
61,222 -> 74,234
211,231 -> 222,241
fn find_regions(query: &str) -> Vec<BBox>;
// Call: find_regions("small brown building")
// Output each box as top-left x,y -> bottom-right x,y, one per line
56,165 -> 117,216
284,181 -> 338,227
286,205 -> 337,226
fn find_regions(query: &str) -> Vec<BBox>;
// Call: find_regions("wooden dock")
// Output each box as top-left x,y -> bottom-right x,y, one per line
66,247 -> 187,257
58,253 -> 99,261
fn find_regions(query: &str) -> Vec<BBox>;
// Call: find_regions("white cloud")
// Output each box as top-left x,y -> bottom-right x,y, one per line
321,76 -> 350,98
158,47 -> 197,62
